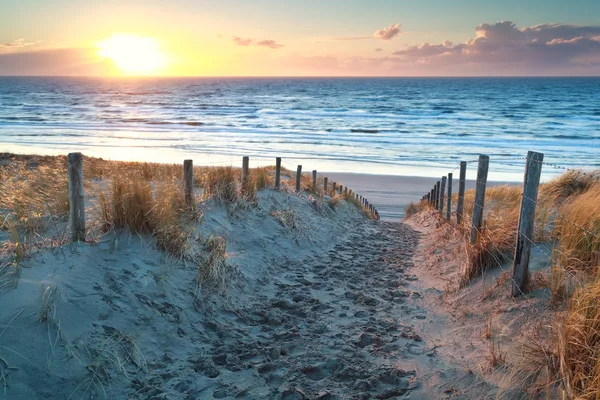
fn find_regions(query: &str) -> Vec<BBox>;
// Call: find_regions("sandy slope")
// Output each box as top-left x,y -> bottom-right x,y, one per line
0,188 -> 465,400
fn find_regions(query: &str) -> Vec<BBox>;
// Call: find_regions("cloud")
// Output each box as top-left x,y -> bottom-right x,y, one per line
373,23 -> 402,40
375,48 -> 383,52
0,48 -> 117,75
256,40 -> 284,49
233,36 -> 284,49
0,39 -> 39,51
233,36 -> 253,46
390,21 -> 600,72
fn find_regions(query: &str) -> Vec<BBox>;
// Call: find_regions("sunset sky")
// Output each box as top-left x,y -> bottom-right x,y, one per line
1,0 -> 599,76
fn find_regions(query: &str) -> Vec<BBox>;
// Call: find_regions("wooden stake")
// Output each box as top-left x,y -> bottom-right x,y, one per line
439,176 -> 447,214
68,152 -> 85,242
470,155 -> 490,244
446,173 -> 452,220
275,157 -> 282,189
457,161 -> 467,224
296,165 -> 302,192
512,151 -> 544,297
312,170 -> 317,192
183,159 -> 194,208
242,156 -> 249,188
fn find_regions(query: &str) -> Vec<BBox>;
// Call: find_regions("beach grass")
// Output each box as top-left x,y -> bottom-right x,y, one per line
407,167 -> 600,398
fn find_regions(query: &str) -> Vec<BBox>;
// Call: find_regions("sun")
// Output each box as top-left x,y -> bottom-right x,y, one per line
97,34 -> 166,75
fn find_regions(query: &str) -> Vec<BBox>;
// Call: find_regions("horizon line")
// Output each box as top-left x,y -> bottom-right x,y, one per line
1,75 -> 599,79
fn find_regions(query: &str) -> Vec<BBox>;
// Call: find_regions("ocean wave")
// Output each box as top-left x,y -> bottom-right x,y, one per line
350,129 -> 380,133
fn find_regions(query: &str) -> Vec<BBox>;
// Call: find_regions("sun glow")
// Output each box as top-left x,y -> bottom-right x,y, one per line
97,34 -> 167,75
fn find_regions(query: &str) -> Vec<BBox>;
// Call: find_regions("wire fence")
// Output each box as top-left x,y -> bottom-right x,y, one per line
420,151 -> 599,298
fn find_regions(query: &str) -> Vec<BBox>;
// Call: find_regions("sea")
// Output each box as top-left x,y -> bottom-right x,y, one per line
0,77 -> 599,218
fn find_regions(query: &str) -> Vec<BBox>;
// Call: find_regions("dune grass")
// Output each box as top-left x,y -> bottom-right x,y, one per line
408,169 -> 600,398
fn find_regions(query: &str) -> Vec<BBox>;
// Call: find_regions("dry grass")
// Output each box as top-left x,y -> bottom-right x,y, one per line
99,178 -> 192,257
202,166 -> 239,204
558,277 -> 600,399
196,235 -> 229,288
0,157 -> 69,235
460,186 -> 521,282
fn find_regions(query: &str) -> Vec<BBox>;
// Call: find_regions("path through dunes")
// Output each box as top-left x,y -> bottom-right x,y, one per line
153,222 -> 449,399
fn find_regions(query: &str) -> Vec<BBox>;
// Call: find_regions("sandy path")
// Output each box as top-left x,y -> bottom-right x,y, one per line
159,221 -> 444,400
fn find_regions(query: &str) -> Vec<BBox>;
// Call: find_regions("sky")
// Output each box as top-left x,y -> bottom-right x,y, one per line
1,0 -> 599,76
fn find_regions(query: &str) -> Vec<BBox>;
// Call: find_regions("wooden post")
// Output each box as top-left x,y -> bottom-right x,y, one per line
439,176 -> 447,214
242,156 -> 249,188
296,165 -> 302,192
430,189 -> 434,206
470,155 -> 490,244
312,170 -> 317,192
512,151 -> 544,297
435,181 -> 441,210
68,152 -> 85,242
332,182 -> 337,195
344,187 -> 348,195
323,177 -> 328,193
446,173 -> 453,221
275,157 -> 282,189
183,159 -> 194,208
457,161 -> 467,224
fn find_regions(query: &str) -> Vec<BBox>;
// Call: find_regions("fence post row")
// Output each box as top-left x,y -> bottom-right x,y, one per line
457,161 -> 467,224
242,156 -> 249,188
68,152 -> 86,242
446,173 -> 452,221
296,165 -> 302,192
275,157 -> 282,189
439,176 -> 447,214
512,151 -> 544,297
183,159 -> 194,208
470,155 -> 490,244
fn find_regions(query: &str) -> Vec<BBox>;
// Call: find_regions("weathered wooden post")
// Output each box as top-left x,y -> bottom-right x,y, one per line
470,155 -> 490,244
512,151 -> 544,297
68,152 -> 85,242
457,161 -> 467,224
446,173 -> 453,220
275,157 -> 282,189
439,176 -> 447,214
435,181 -> 441,210
312,170 -> 317,192
295,165 -> 302,192
430,189 -> 434,206
344,187 -> 348,195
183,159 -> 194,208
242,156 -> 249,189
332,182 -> 337,195
323,177 -> 328,193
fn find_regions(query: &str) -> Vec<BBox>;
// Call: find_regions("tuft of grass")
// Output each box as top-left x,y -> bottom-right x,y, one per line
197,235 -> 229,288
328,194 -> 343,209
202,166 -> 239,204
558,276 -> 600,400
553,185 -> 600,275
270,209 -> 297,228
100,178 -> 192,257
540,169 -> 600,204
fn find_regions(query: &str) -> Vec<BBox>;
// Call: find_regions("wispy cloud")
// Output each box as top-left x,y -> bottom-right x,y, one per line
375,48 -> 384,52
233,36 -> 253,46
0,39 -> 40,51
256,40 -> 284,49
233,36 -> 284,49
373,23 -> 402,40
